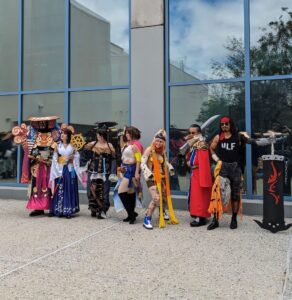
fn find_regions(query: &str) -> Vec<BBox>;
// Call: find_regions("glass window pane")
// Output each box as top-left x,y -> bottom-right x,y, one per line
70,89 -> 128,133
23,0 -> 65,90
0,0 -> 18,92
250,0 -> 292,77
22,93 -> 64,122
0,96 -> 18,183
169,0 -> 244,82
70,0 -> 129,87
251,79 -> 292,198
170,83 -> 245,192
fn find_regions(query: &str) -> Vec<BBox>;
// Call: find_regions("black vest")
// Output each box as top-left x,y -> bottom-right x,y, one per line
216,134 -> 241,163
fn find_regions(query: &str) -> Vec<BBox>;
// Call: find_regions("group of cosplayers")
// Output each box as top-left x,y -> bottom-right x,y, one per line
12,114 -> 252,230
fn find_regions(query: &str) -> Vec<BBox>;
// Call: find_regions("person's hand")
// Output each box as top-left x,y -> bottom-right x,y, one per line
135,172 -> 140,182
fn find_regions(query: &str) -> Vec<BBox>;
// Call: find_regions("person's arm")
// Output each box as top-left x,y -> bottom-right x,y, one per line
141,147 -> 153,181
179,135 -> 201,155
210,135 -> 220,162
166,161 -> 175,176
108,143 -> 116,157
83,141 -> 95,150
132,144 -> 141,181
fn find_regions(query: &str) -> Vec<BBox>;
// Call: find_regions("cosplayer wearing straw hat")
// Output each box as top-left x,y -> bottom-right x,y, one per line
141,129 -> 179,229
12,116 -> 59,216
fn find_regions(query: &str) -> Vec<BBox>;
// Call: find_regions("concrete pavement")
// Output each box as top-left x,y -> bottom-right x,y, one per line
0,199 -> 291,299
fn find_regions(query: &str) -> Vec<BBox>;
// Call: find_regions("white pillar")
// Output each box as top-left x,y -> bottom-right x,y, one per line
131,0 -> 165,148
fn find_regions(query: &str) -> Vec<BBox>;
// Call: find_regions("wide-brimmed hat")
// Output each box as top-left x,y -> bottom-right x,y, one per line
94,121 -> 118,130
28,115 -> 59,130
27,115 -> 59,122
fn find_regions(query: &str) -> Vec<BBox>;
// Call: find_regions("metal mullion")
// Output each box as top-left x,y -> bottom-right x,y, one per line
128,0 -> 131,124
169,77 -> 245,87
0,92 -> 19,96
165,0 -> 170,158
20,89 -> 65,95
250,74 -> 292,82
16,0 -> 24,184
244,0 -> 252,198
69,85 -> 130,92
64,0 -> 70,123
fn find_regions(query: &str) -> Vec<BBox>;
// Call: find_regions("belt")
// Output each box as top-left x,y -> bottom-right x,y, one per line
58,156 -> 73,165
191,165 -> 199,170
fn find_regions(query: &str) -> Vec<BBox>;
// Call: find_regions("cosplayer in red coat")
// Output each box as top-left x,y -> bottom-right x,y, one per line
181,124 -> 212,227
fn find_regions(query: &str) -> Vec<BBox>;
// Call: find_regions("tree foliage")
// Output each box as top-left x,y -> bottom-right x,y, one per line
198,8 -> 292,132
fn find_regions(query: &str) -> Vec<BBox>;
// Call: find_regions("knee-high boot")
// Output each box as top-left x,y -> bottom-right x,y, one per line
128,193 -> 138,224
118,192 -> 131,221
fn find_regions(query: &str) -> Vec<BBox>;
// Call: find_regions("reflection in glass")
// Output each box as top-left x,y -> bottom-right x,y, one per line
0,0 -> 18,92
250,0 -> 292,77
169,0 -> 244,82
23,0 -> 65,90
251,80 -> 292,198
70,0 -> 129,87
22,93 -> 64,122
0,96 -> 18,183
170,83 -> 245,192
70,89 -> 128,168
70,89 -> 128,133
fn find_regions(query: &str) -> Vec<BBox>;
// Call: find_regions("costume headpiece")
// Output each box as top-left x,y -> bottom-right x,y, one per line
94,121 -> 118,131
220,116 -> 230,123
154,129 -> 166,142
28,115 -> 59,130
60,123 -> 75,134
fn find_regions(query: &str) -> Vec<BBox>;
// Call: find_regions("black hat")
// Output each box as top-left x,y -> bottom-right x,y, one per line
94,121 -> 118,130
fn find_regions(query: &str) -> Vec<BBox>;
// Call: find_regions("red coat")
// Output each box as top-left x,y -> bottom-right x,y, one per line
189,148 -> 212,218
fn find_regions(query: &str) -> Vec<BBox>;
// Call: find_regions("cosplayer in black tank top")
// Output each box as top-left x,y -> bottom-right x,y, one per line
216,134 -> 241,163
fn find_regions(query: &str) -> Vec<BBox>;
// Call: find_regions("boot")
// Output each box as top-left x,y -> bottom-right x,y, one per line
190,217 -> 206,227
230,213 -> 238,229
207,214 -> 219,230
29,210 -> 45,217
119,192 -> 131,221
128,193 -> 137,224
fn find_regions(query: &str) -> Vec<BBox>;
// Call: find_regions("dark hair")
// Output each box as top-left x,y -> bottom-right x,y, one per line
96,129 -> 108,141
125,126 -> 141,140
189,124 -> 201,133
219,116 -> 237,135
63,129 -> 72,143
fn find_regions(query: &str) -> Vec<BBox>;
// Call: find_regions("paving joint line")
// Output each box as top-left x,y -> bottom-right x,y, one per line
282,235 -> 292,300
0,221 -> 121,280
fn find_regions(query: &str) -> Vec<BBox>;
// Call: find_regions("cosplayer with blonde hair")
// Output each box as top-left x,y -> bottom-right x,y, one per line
141,129 -> 179,229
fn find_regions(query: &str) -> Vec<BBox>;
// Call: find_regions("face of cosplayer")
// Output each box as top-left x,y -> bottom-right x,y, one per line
39,121 -> 48,130
61,133 -> 68,144
97,133 -> 105,143
154,138 -> 165,150
125,132 -> 132,142
220,122 -> 230,133
189,127 -> 200,135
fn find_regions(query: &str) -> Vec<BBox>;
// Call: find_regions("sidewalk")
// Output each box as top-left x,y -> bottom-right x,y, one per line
0,199 -> 291,299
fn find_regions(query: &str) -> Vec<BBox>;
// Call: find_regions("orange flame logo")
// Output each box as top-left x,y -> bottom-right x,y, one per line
267,161 -> 281,205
